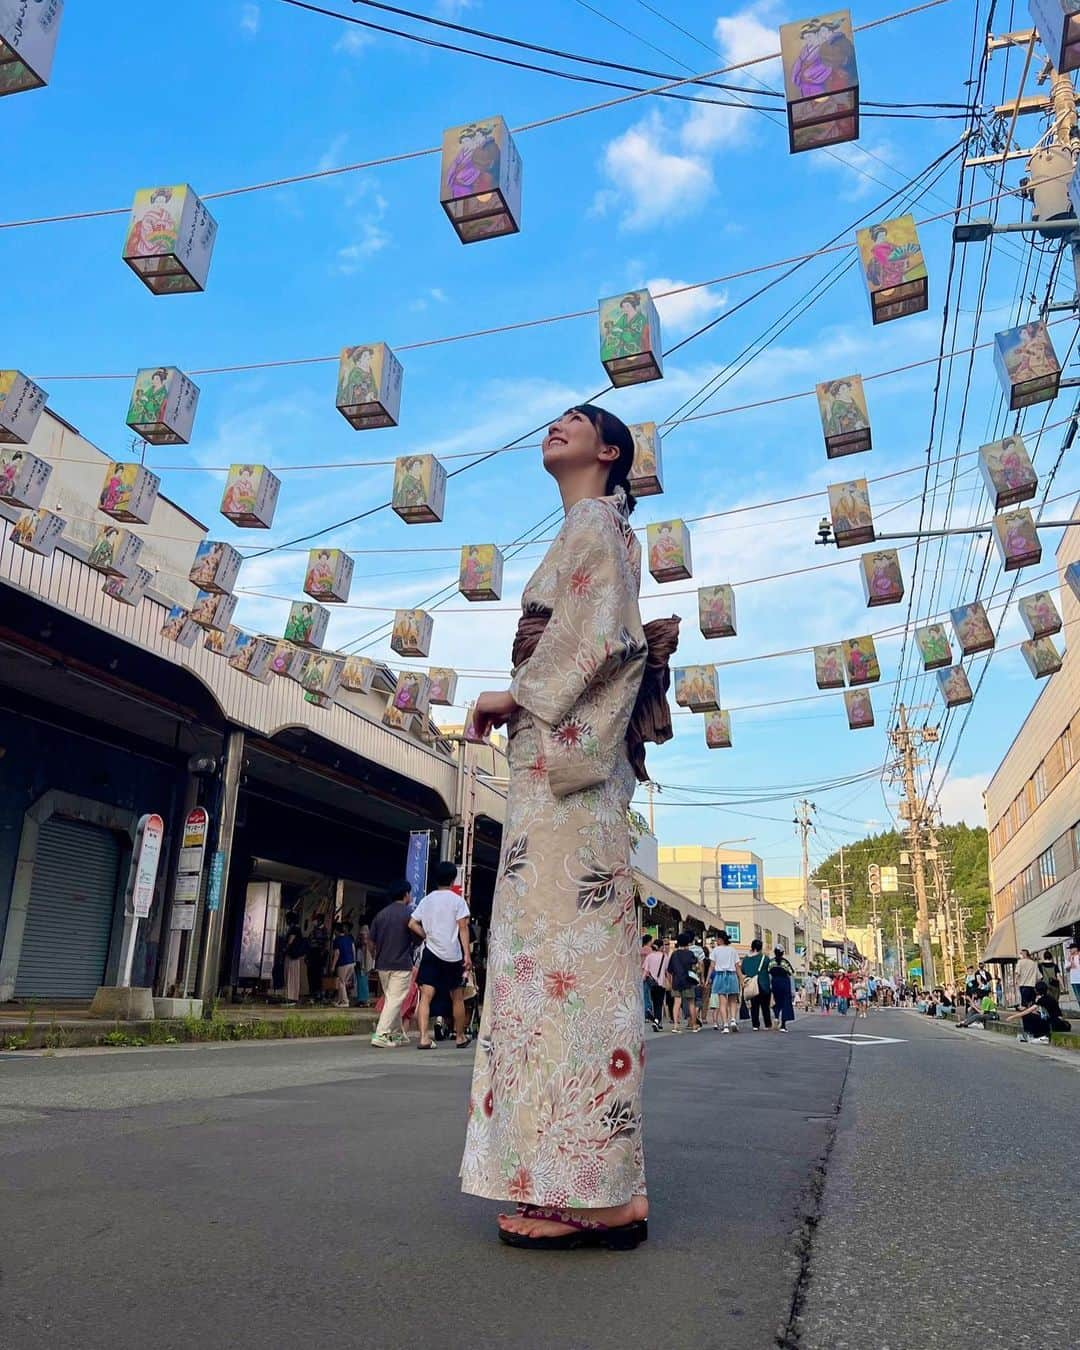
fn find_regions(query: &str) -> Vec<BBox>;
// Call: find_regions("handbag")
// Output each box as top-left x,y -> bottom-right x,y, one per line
321,975 -> 339,992
742,954 -> 768,998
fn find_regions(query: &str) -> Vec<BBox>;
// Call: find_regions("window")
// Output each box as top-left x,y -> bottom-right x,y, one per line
753,923 -> 762,942
1073,821 -> 1080,870
1045,741 -> 1065,793
1038,847 -> 1057,892
764,928 -> 772,949
1063,725 -> 1074,771
1053,832 -> 1073,882
726,922 -> 742,944
1032,764 -> 1048,805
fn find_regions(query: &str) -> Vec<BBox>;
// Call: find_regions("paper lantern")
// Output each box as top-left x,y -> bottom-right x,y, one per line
856,214 -> 928,324
1022,636 -> 1063,680
1028,1 -> 1080,74
814,643 -> 846,690
428,667 -> 458,706
1067,561 -> 1080,602
268,638 -> 308,679
122,185 -> 217,295
190,590 -> 238,633
161,605 -> 200,648
598,289 -> 662,386
843,635 -> 880,686
993,508 -> 1042,572
303,548 -> 354,604
98,461 -> 160,524
815,374 -> 871,457
87,525 -> 142,578
828,478 -> 874,547
0,0 -> 63,97
951,601 -> 994,655
220,463 -> 281,529
392,454 -> 447,523
646,518 -> 692,582
915,623 -> 952,671
978,434 -> 1037,511
698,584 -> 736,638
0,446 -> 50,508
674,665 -> 719,712
459,544 -> 504,601
102,565 -> 153,607
629,422 -> 664,497
382,697 -> 414,733
993,321 -> 1060,411
189,540 -> 242,595
228,633 -> 274,682
340,654 -> 377,693
439,115 -> 522,243
1018,590 -> 1062,639
392,670 -> 431,718
936,666 -> 973,709
780,10 -> 859,154
844,688 -> 874,730
336,343 -> 403,430
9,507 -> 64,557
0,371 -> 47,444
125,367 -> 199,446
704,709 -> 732,749
391,608 -> 433,657
284,600 -> 329,650
861,549 -> 904,607
300,652 -> 344,707
205,626 -> 244,661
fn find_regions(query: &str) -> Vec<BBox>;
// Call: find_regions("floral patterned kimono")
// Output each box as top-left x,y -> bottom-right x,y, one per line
461,490 -> 649,1208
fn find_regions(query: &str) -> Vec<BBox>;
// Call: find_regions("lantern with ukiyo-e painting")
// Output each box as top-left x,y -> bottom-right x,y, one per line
205,626 -> 244,661
0,0 -> 63,97
915,623 -> 952,671
189,540 -> 242,596
843,635 -> 880,686
936,665 -> 973,708
229,633 -> 275,683
780,10 -> 859,154
856,214 -> 928,324
284,600 -> 329,651
304,548 -> 354,604
268,638 -> 308,680
860,549 -> 904,608
301,652 -> 344,708
392,671 -> 431,719
383,697 -> 414,733
1067,561 -> 1080,602
392,454 -> 447,524
340,654 -> 376,693
992,508 -> 1042,572
1022,636 -> 1063,679
827,478 -> 874,547
122,185 -> 217,295
815,374 -> 871,458
844,688 -> 874,730
674,665 -> 719,713
993,321 -> 1060,411
814,643 -> 845,690
9,507 -> 64,557
459,544 -> 503,601
628,422 -> 663,497
428,667 -> 458,706
220,463 -> 281,529
0,445 -> 50,509
646,519 -> 691,582
1018,591 -> 1061,639
102,565 -> 153,607
336,343 -> 403,430
98,461 -> 160,525
950,601 -> 995,656
126,367 -> 199,446
978,434 -> 1037,511
0,371 -> 47,445
190,590 -> 238,634
704,709 -> 732,749
391,608 -> 433,658
439,115 -> 522,243
87,524 -> 142,579
698,584 -> 736,638
598,289 -> 662,387
161,605 -> 200,648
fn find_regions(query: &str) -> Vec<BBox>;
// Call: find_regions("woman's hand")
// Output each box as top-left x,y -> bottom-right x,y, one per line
473,689 -> 519,741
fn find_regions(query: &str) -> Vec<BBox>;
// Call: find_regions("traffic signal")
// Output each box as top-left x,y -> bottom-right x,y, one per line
867,863 -> 881,896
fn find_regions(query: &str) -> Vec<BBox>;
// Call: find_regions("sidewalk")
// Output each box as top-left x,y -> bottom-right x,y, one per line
900,1007 -> 1080,1069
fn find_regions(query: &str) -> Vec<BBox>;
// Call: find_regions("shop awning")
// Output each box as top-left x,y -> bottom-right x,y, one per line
982,911 -> 1019,963
633,871 -> 723,932
1041,871 -> 1080,938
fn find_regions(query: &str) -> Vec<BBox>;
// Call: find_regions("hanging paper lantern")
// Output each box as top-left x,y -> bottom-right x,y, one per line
1028,1 -> 1080,75
827,478 -> 875,547
87,524 -> 142,578
915,624 -> 952,671
301,652 -> 344,707
1022,635 -> 1063,679
843,635 -> 880,686
0,1 -> 63,97
102,565 -> 153,607
304,548 -> 354,604
698,584 -> 736,638
704,709 -> 732,749
439,115 -> 523,243
992,508 -> 1042,572
428,667 -> 458,706
1067,561 -> 1080,602
382,697 -> 414,732
9,507 -> 64,557
674,665 -> 719,712
844,688 -> 874,729
1019,590 -> 1062,639
161,605 -> 200,647
628,422 -> 664,497
646,518 -> 692,582
392,454 -> 447,523
814,643 -> 846,690
978,433 -> 1038,511
268,638 -> 308,679
190,590 -> 238,633
856,214 -> 928,324
993,321 -> 1061,410
189,540 -> 243,595
284,600 -> 329,650
936,665 -> 973,708
459,544 -> 504,601
392,670 -> 432,718
220,463 -> 281,529
391,608 -> 433,657
122,185 -> 217,295
950,601 -> 995,655
815,374 -> 871,458
780,10 -> 859,154
598,289 -> 663,387
228,633 -> 274,682
126,367 -> 199,446
340,654 -> 377,693
98,461 -> 160,524
336,343 -> 403,430
860,549 -> 904,607
0,371 -> 47,445
0,446 -> 51,508
205,626 -> 244,660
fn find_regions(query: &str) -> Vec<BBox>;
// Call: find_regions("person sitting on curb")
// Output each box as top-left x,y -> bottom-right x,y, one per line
1004,980 -> 1072,1044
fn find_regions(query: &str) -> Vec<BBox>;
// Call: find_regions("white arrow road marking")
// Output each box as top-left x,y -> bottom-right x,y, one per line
809,1034 -> 907,1045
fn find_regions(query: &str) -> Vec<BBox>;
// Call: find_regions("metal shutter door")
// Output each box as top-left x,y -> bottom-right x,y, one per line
15,817 -> 122,999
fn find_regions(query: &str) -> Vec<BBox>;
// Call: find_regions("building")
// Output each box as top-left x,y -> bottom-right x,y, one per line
658,845 -> 795,954
983,505 -> 1080,968
763,876 -> 824,971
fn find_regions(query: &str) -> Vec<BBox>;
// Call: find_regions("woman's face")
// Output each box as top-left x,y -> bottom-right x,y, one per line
541,409 -> 614,479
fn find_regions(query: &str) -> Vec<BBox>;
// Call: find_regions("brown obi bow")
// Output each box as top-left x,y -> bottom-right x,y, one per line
512,611 -> 681,783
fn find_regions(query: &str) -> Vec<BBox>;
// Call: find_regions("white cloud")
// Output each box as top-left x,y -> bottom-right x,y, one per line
645,277 -> 727,335
713,4 -> 783,68
240,3 -> 260,36
934,773 -> 989,828
335,29 -> 373,57
335,221 -> 390,273
408,286 -> 450,312
811,139 -> 900,201
600,113 -> 714,229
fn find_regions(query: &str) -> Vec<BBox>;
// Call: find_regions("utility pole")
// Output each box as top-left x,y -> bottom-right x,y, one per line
893,908 -> 905,982
838,846 -> 848,955
794,799 -> 816,975
928,824 -> 954,988
646,781 -> 656,835
890,705 -> 936,987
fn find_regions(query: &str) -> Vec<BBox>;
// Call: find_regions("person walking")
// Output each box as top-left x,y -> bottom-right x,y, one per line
329,921 -> 356,1008
817,971 -> 833,1013
641,934 -> 656,1021
409,861 -> 472,1051
739,938 -> 772,1031
282,910 -> 306,1005
707,930 -> 741,1033
1038,950 -> 1063,1001
642,937 -> 668,1031
1016,948 -> 1040,1008
667,931 -> 702,1033
832,969 -> 852,1015
853,975 -> 870,1019
367,879 -> 416,1047
1067,941 -> 1080,1007
461,404 -> 673,1251
770,948 -> 796,1031
306,913 -> 330,1004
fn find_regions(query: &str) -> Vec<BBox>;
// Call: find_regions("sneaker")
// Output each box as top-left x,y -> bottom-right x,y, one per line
392,1031 -> 410,1045
730,1022 -> 739,1033
751,1025 -> 759,1031
651,1021 -> 663,1032
691,1025 -> 702,1034
1016,1032 -> 1029,1043
721,1026 -> 730,1034
370,1034 -> 397,1048
779,1026 -> 788,1033
1034,1035 -> 1051,1044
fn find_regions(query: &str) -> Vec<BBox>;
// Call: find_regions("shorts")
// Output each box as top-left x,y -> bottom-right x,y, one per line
856,993 -> 869,1003
417,949 -> 465,997
712,971 -> 739,997
673,984 -> 697,1000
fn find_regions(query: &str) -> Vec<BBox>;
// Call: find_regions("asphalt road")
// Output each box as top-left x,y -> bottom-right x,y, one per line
0,1011 -> 1074,1350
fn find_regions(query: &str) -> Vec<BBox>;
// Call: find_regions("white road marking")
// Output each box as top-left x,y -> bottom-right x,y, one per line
809,1033 -> 906,1045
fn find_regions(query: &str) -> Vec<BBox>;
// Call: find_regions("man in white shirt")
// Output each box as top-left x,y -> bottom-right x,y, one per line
408,860 -> 472,1049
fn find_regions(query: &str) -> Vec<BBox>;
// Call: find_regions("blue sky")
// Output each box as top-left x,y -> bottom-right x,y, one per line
7,0 -> 1077,878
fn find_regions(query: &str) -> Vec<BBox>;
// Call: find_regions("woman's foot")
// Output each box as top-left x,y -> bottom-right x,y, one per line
497,1194 -> 648,1240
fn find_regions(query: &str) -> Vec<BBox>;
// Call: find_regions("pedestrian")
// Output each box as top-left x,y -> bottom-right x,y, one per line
409,861 -> 472,1051
1005,979 -> 1072,1044
1016,948 -> 1040,1007
1067,941 -> 1080,1007
707,929 -> 741,1033
642,938 -> 669,1031
853,976 -> 870,1019
367,879 -> 416,1048
739,938 -> 772,1031
817,971 -> 833,1013
641,934 -> 656,1021
307,913 -> 330,1004
667,930 -> 702,1033
1038,949 -> 1063,1001
329,921 -> 356,1008
832,969 -> 852,1015
770,948 -> 796,1031
689,936 -> 708,1027
283,910 -> 306,1005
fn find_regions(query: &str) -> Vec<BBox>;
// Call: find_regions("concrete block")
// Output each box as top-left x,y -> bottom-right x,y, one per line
89,986 -> 155,1020
152,997 -> 203,1019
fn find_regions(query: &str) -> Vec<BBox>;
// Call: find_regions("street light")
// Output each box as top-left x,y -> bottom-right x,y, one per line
699,837 -> 755,910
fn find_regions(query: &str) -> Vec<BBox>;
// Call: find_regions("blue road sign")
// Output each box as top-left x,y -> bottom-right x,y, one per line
720,863 -> 758,891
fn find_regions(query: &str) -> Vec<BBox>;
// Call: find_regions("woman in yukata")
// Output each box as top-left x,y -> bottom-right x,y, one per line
463,404 -> 679,1252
